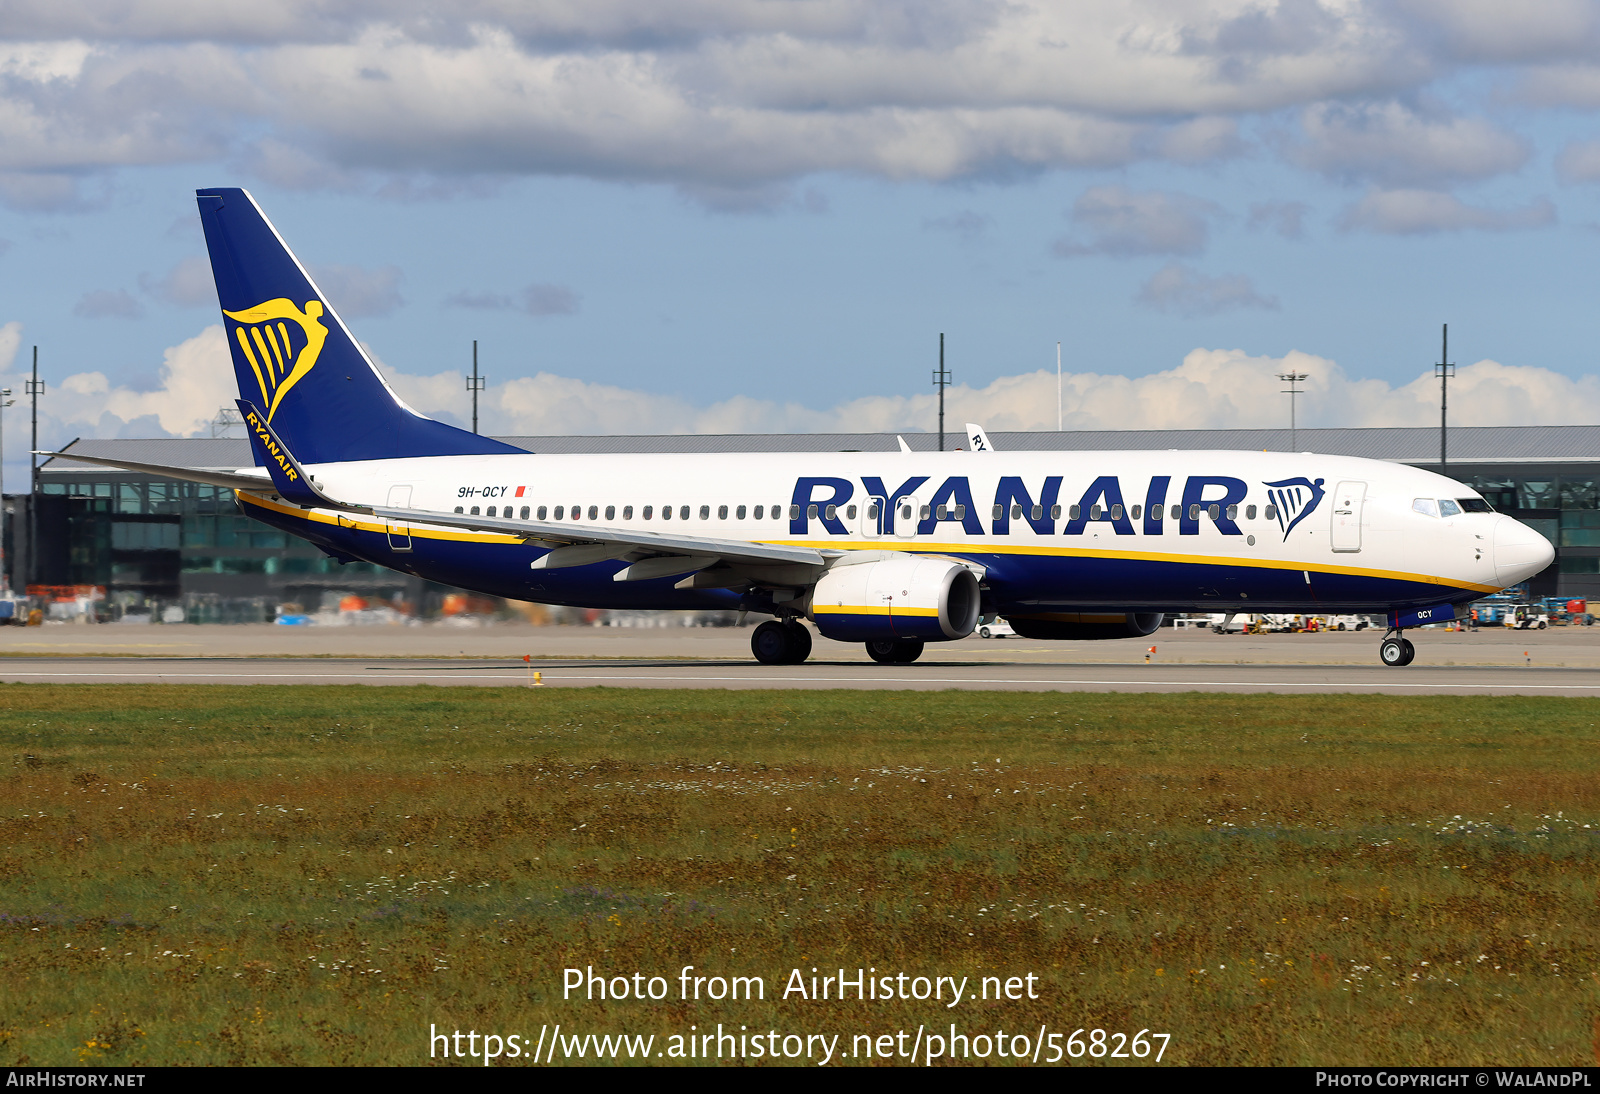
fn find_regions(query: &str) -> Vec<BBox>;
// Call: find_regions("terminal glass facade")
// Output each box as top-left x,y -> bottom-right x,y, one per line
32,472 -> 429,621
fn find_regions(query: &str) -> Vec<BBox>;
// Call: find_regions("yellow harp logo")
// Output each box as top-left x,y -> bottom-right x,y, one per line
222,299 -> 329,421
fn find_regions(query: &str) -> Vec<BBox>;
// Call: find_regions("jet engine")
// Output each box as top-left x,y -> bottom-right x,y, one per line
807,554 -> 980,643
1005,612 -> 1164,640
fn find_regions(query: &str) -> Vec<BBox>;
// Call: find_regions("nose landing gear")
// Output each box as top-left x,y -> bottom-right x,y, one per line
1379,632 -> 1415,667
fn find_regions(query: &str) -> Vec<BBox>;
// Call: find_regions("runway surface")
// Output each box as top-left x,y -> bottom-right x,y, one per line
0,623 -> 1595,694
0,623 -> 1593,690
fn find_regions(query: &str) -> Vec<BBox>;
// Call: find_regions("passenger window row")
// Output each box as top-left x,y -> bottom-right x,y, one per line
451,502 -> 786,521
445,500 -> 1284,524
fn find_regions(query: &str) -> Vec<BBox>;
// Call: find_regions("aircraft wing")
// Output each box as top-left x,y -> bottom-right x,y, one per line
39,451 -> 275,492
373,505 -> 830,571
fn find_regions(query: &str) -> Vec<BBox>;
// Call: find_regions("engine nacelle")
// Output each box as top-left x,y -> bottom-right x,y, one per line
1006,612 -> 1164,640
808,555 -> 981,642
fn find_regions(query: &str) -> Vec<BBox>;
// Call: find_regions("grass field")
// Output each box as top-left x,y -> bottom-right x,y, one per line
1,684 -> 1597,1067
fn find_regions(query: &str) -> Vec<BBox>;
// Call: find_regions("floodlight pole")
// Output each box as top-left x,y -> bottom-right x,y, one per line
466,340 -> 485,435
932,333 -> 951,451
0,385 -> 11,595
1435,324 -> 1454,469
1277,370 -> 1307,452
26,349 -> 44,588
1056,341 -> 1062,432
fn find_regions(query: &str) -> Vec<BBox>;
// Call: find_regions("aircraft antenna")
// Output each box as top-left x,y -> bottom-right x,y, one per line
1277,369 -> 1307,451
933,333 -> 951,451
467,340 -> 486,435
1435,324 -> 1454,469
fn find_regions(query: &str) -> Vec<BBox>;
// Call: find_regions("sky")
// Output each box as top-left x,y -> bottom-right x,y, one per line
8,2 -> 1600,487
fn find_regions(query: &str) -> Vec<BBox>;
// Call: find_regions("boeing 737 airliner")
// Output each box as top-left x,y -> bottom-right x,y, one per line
54,189 -> 1554,667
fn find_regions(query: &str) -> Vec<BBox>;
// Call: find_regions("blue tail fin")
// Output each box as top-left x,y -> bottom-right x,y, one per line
196,187 -> 523,465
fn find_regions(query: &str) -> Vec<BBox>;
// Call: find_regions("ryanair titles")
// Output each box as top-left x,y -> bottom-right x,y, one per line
788,474 -> 1325,540
243,407 -> 299,483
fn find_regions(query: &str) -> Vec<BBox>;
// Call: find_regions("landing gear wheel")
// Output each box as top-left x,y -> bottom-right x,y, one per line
783,621 -> 813,663
865,639 -> 898,664
1380,636 -> 1407,667
892,638 -> 924,662
865,638 -> 925,664
1400,638 -> 1415,665
751,620 -> 794,665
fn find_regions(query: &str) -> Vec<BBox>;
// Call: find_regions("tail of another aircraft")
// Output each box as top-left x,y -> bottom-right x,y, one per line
196,187 -> 523,465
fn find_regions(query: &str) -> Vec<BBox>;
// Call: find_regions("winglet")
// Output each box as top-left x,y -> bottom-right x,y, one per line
965,423 -> 995,452
238,398 -> 349,509
896,435 -> 913,454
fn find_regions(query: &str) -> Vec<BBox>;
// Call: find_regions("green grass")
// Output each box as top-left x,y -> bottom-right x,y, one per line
1,685 -> 1598,1066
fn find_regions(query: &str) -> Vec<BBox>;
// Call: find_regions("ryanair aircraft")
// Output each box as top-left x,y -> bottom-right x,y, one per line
58,188 -> 1554,668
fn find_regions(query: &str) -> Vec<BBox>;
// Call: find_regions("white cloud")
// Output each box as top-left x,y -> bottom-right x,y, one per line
922,209 -> 991,238
72,288 -> 144,319
0,2 -> 1580,199
13,324 -> 1600,458
1054,185 -> 1219,258
308,263 -> 404,318
1555,138 -> 1600,182
521,283 -> 580,316
1393,0 -> 1600,65
1289,101 -> 1529,187
443,283 -> 581,315
1136,263 -> 1279,316
1247,200 -> 1309,238
1338,189 -> 1556,234
0,324 -> 235,453
138,255 -> 215,307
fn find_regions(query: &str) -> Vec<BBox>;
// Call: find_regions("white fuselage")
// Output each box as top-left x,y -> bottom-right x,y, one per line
239,447 -> 1554,619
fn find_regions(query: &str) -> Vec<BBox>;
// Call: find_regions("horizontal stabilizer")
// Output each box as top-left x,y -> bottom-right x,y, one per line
40,450 -> 272,492
237,399 -> 356,510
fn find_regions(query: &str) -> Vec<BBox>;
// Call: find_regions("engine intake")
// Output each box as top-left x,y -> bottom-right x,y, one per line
1006,612 -> 1164,640
808,555 -> 980,642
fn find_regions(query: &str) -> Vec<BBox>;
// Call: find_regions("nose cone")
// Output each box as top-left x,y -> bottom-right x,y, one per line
1494,516 -> 1555,586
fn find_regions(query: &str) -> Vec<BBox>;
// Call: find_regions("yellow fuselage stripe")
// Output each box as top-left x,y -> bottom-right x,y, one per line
237,493 -> 1496,596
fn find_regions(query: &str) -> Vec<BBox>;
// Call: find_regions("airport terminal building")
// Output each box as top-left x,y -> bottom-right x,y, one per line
14,424 -> 1596,619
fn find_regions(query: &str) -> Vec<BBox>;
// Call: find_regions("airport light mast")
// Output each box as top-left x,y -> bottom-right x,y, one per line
467,340 -> 485,435
1277,369 -> 1307,452
933,333 -> 951,451
1436,324 -> 1454,469
0,385 -> 11,595
26,349 -> 43,588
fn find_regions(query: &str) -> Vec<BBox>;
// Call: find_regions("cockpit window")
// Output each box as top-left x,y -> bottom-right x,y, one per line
1412,498 -> 1439,518
1458,497 -> 1493,513
1438,499 -> 1462,517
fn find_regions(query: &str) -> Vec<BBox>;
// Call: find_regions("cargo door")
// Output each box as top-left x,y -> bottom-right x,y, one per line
1330,480 -> 1366,553
386,484 -> 413,552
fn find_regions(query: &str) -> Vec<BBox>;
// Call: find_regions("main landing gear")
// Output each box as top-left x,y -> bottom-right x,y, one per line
1379,632 -> 1415,667
865,638 -> 924,664
751,619 -> 813,665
